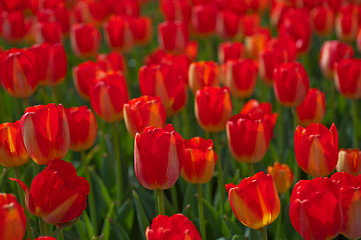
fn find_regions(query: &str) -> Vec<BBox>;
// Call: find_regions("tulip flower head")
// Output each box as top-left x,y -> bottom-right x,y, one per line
188,61 -> 219,93
267,162 -> 294,194
225,172 -> 280,229
310,6 -> 334,36
103,15 -> 135,52
11,159 -> 90,225
72,61 -> 98,100
334,58 -> 361,99
70,23 -> 101,58
337,148 -> 361,176
296,88 -> 326,126
158,20 -> 189,53
218,41 -> 244,64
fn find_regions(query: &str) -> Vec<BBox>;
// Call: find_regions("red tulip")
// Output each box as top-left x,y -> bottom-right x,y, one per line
158,20 -> 189,53
226,111 -> 277,163
223,58 -> 258,99
331,172 -> 361,239
146,213 -> 201,240
296,88 -> 326,126
310,6 -> 334,36
35,7 -> 70,34
34,237 -> 57,240
74,0 -> 107,25
160,0 -> 191,21
191,3 -> 217,36
90,72 -> 129,122
357,27 -> 361,53
319,40 -> 354,80
273,62 -> 310,107
134,124 -> 184,190
103,15 -> 135,52
132,16 -> 152,45
97,51 -> 126,74
289,177 -> 342,240
225,172 -> 280,229
11,159 -> 90,225
181,137 -> 217,184
294,123 -> 338,177
218,41 -> 244,64
35,21 -> 62,44
1,11 -> 28,42
267,162 -> 294,194
239,14 -> 261,36
1,0 -> 28,11
216,10 -> 240,39
335,4 -> 359,42
123,96 -> 167,138
188,61 -> 219,93
70,23 -> 101,58
20,103 -> 70,165
0,193 -> 26,240
336,148 -> 361,176
72,61 -> 98,100
240,99 -> 275,116
244,29 -> 270,60
112,0 -> 140,16
334,58 -> 361,99
195,86 -> 232,132
0,121 -> 29,167
65,106 -> 97,152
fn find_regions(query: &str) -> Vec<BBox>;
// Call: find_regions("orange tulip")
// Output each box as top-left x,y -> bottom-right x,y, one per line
336,148 -> 361,176
244,29 -> 270,59
267,162 -> 294,193
296,88 -> 326,126
70,23 -> 101,58
188,61 -> 219,93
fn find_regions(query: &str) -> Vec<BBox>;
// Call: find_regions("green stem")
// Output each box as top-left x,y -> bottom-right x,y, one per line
275,194 -> 284,240
81,152 -> 98,235
197,184 -> 206,240
182,106 -> 190,139
59,230 -> 64,240
291,108 -> 300,182
156,189 -> 165,215
276,101 -> 284,161
213,133 -> 225,214
261,226 -> 268,240
50,86 -> 58,104
248,163 -> 254,176
112,123 -> 123,207
353,100 -> 358,148
22,98 -> 29,110
39,218 -> 48,236
170,187 -> 179,211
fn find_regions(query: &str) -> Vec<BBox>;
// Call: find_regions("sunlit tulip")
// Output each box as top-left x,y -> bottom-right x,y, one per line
188,61 -> 219,93
11,159 -> 90,225
134,124 -> 184,190
191,3 -> 217,36
195,86 -> 232,132
181,137 -> 217,184
103,15 -> 135,52
123,96 -> 166,138
160,0 -> 191,21
218,41 -> 244,64
336,148 -> 361,176
158,20 -> 189,53
267,162 -> 294,194
226,171 -> 280,229
296,88 -> 326,126
334,58 -> 361,99
310,6 -> 334,36
146,214 -> 201,240
335,4 -> 359,42
20,103 -> 70,165
72,61 -> 98,100
0,193 -> 26,240
244,29 -> 270,59
289,177 -> 342,240
70,23 -> 101,58
294,123 -> 338,177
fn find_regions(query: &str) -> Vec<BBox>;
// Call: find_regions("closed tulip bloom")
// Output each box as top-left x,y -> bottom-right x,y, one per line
20,103 -> 70,165
296,88 -> 326,126
74,0 -> 107,25
0,121 -> 29,167
216,10 -> 240,39
223,59 -> 258,99
267,162 -> 294,194
11,159 -> 90,225
181,137 -> 217,184
70,23 -> 101,58
244,29 -> 270,60
189,61 -> 219,93
294,123 -> 338,177
227,112 -> 277,163
331,172 -> 361,239
0,193 -> 26,240
1,48 -> 39,98
195,86 -> 232,132
241,99 -> 275,116
1,11 -> 27,42
335,4 -> 359,42
319,40 -> 354,79
97,51 -> 126,74
90,72 -> 129,122
158,21 -> 189,53
35,21 -> 62,44
273,62 -> 310,107
103,15 -> 135,52
289,177 -> 342,240
334,59 -> 361,99
72,61 -> 98,100
218,41 -> 244,64
134,124 -> 184,190
65,106 -> 97,152
124,96 -> 166,138
132,16 -> 153,45
191,4 -> 217,36
337,148 -> 361,176
146,213 -> 201,240
225,172 -> 280,229
310,6 -> 334,36
160,0 -> 191,21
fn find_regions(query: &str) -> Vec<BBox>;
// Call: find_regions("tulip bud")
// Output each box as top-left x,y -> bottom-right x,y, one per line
72,61 -> 98,100
216,10 -> 240,39
335,4 -> 359,42
103,15 -> 135,52
218,41 -> 244,65
132,16 -> 153,46
35,21 -> 62,44
191,4 -> 217,36
70,23 -> 101,58
310,6 -> 334,36
336,148 -> 361,176
158,20 -> 189,53
267,162 -> 294,193
225,172 -> 280,229
296,88 -> 326,126
188,61 -> 219,93
334,59 -> 361,99
2,11 -> 27,42
74,0 -> 107,25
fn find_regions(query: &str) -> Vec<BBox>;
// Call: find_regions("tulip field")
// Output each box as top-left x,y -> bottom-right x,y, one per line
1,0 -> 361,240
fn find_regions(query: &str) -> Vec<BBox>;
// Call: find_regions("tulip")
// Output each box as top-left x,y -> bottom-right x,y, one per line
223,59 -> 258,99
11,159 -> 90,225
1,11 -> 28,42
273,62 -> 310,107
319,40 -> 354,80
70,23 -> 101,58
35,21 -> 62,44
226,111 -> 277,163
0,121 -> 29,167
188,61 -> 219,93
244,29 -> 270,60
335,4 -> 359,42
296,88 -> 326,126
74,0 -> 107,25
265,35 -> 297,62
294,123 -> 338,177
19,103 -> 70,165
158,20 -> 189,53
334,58 -> 361,99
65,106 -> 97,152
0,193 -> 26,240
310,6 -> 334,36
218,41 -> 244,64
146,214 -> 201,240
160,0 -> 191,21
103,15 -> 135,52
72,61 -> 98,100
96,51 -> 126,74
112,0 -> 140,16
267,162 -> 294,194
241,99 -> 275,116
289,177 -> 342,240
195,86 -> 232,132
1,48 -> 39,98
216,10 -> 240,39
162,54 -> 191,85
1,0 -> 28,11
34,237 -> 57,240
225,171 -> 280,230
134,124 -> 184,190
90,72 -> 129,122
191,4 -> 217,36
336,148 -> 361,176
139,62 -> 187,116
239,14 -> 261,37
331,172 -> 361,239
132,16 -> 153,45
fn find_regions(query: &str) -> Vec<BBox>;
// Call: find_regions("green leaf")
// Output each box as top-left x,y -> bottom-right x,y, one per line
116,199 -> 135,232
132,190 -> 150,240
91,170 -> 112,208
100,202 -> 115,240
83,212 -> 95,240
